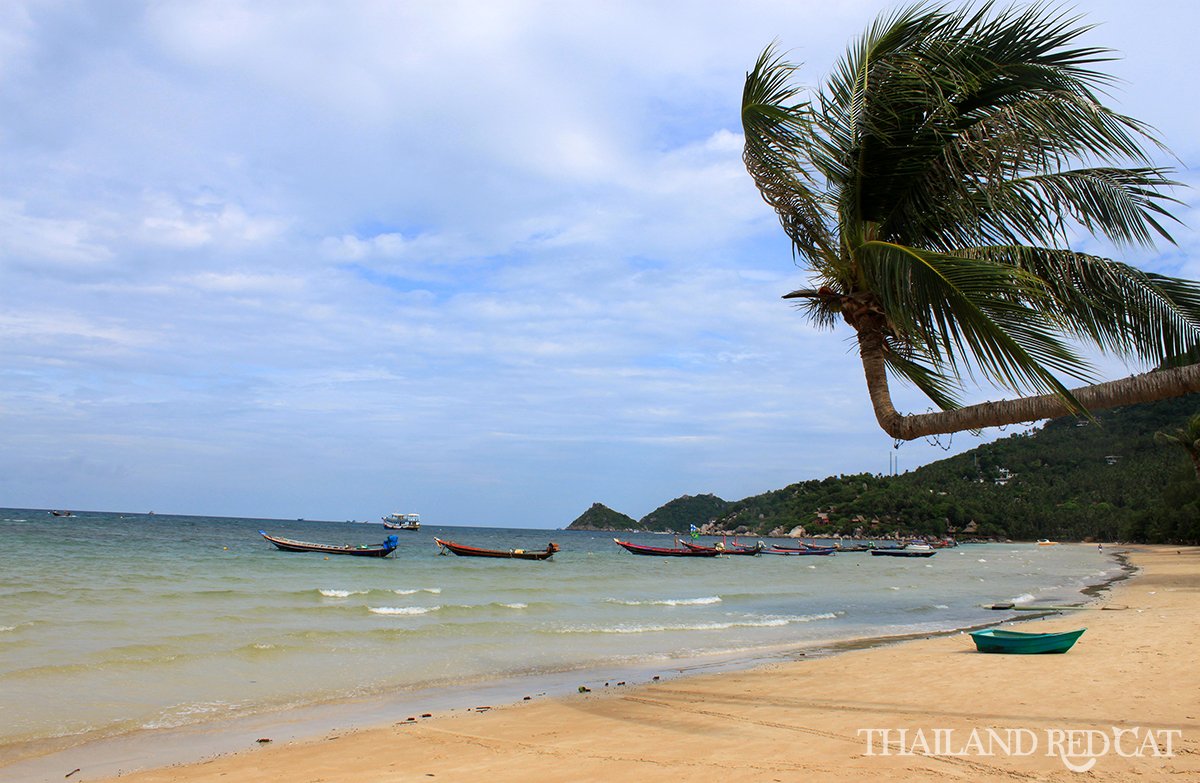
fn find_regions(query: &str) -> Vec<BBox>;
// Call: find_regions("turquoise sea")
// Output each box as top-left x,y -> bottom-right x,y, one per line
0,509 -> 1123,779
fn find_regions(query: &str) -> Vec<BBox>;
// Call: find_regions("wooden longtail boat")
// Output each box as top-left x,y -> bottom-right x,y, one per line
870,547 -> 936,558
681,540 -> 763,556
771,543 -> 837,554
613,538 -> 721,557
762,546 -> 835,556
435,538 -> 559,560
969,628 -> 1086,654
259,530 -> 399,558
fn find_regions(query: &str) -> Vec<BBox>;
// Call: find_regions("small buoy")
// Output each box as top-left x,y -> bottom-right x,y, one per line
652,676 -> 660,681
256,738 -> 271,744
523,696 -> 531,700
578,686 -> 591,693
421,713 -> 432,718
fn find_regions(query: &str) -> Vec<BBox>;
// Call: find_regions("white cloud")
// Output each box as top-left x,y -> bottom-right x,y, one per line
0,199 -> 113,267
137,193 -> 287,248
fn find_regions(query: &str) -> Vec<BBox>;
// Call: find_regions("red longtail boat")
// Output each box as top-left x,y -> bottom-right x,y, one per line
613,538 -> 721,557
436,538 -> 559,561
681,540 -> 763,556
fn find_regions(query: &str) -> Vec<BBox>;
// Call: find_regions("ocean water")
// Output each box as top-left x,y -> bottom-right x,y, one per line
0,508 -> 1122,764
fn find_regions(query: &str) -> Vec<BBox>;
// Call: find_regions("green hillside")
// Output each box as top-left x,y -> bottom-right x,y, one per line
565,502 -> 639,531
571,394 -> 1200,543
637,494 -> 730,532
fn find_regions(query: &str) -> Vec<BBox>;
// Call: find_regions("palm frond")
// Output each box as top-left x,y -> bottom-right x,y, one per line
969,247 -> 1200,363
859,240 -> 1089,407
881,342 -> 965,411
741,46 -> 840,270
743,2 -> 1191,415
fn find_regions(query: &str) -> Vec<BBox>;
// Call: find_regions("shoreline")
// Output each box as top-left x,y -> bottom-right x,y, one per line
2,544 -> 1140,782
80,543 -> 1194,782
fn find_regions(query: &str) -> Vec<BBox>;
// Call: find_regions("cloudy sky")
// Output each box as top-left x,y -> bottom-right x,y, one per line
2,1 -> 1197,527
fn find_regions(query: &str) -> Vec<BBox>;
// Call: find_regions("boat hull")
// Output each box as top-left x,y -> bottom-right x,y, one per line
870,549 -> 936,558
259,531 -> 398,558
770,544 -> 836,555
681,541 -> 763,555
614,539 -> 721,557
435,538 -> 558,560
969,628 -> 1086,654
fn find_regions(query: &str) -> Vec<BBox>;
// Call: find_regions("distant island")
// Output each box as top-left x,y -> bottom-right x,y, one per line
567,394 -> 1200,545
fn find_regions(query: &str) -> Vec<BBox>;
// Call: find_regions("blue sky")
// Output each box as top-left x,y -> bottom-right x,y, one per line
2,1 -> 1198,527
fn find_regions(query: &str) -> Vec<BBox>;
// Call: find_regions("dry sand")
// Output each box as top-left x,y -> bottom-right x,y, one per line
57,547 -> 1200,781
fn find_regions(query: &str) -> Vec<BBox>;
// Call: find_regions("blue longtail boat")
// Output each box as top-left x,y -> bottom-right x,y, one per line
259,530 -> 400,558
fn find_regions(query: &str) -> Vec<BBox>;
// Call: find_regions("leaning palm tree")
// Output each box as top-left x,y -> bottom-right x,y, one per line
742,2 -> 1200,440
1155,413 -> 1200,482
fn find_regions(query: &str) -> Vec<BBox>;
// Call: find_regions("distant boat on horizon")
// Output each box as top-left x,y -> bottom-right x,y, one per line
382,512 -> 421,531
49,510 -> 74,517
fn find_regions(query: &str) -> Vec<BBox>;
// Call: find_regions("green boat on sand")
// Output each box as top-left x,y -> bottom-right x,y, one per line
969,628 -> 1086,654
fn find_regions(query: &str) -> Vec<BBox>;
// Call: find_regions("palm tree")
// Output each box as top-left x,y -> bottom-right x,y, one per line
741,2 -> 1200,441
1155,413 -> 1200,482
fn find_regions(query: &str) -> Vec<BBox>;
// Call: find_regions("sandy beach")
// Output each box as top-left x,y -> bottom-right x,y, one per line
43,546 -> 1199,781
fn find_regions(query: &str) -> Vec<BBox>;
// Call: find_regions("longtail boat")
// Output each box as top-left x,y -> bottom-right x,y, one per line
435,538 -> 559,561
613,538 -> 721,557
869,547 -> 936,558
259,530 -> 399,558
761,547 -> 835,556
771,543 -> 836,554
969,628 -> 1086,654
681,540 -> 763,556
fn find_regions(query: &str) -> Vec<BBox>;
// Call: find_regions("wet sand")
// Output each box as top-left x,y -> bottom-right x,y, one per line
30,546 -> 1200,781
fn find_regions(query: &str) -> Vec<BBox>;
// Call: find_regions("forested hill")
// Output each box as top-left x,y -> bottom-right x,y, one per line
570,393 -> 1200,544
565,503 -> 639,531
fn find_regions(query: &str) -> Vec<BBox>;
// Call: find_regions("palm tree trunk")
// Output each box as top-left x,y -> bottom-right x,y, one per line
857,329 -> 1200,440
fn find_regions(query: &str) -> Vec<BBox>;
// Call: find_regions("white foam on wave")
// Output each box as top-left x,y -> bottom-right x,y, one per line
0,625 -> 15,632
1011,593 -> 1036,605
369,606 -> 440,616
393,587 -> 441,595
605,596 -> 721,606
559,611 -> 839,634
318,589 -> 368,598
141,701 -> 242,729
499,602 -> 528,610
